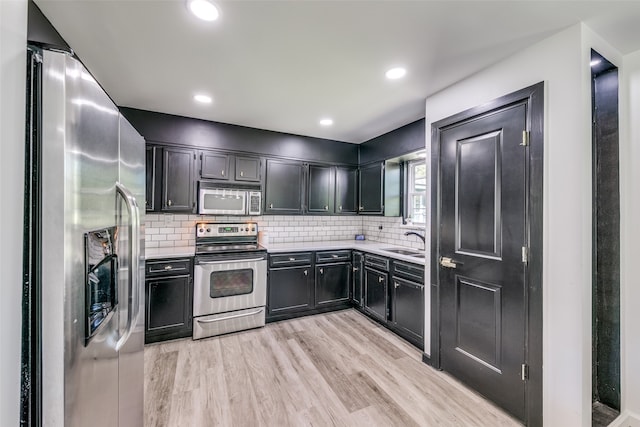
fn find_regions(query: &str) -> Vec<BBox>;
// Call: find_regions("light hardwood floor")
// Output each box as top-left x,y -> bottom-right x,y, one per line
144,309 -> 521,427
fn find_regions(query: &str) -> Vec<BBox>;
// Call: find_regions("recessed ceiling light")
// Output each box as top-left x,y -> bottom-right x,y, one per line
319,118 -> 333,126
590,59 -> 602,67
188,0 -> 219,21
194,94 -> 212,104
386,67 -> 407,80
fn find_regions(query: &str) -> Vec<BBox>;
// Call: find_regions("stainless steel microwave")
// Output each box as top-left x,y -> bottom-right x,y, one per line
198,187 -> 262,216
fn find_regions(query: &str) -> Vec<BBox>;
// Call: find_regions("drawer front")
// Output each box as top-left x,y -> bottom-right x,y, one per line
364,254 -> 389,271
269,252 -> 313,267
146,258 -> 192,277
315,250 -> 351,264
392,261 -> 425,284
193,307 -> 265,340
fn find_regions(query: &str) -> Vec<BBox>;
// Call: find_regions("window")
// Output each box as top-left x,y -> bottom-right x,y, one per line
405,159 -> 426,225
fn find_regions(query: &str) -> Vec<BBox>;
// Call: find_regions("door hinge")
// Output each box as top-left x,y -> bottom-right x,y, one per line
521,363 -> 529,381
521,246 -> 529,264
520,130 -> 530,147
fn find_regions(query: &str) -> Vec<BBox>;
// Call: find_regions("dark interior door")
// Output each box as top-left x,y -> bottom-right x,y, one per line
438,103 -> 527,421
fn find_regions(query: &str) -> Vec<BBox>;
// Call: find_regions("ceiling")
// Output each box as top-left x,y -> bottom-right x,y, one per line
35,1 -> 640,144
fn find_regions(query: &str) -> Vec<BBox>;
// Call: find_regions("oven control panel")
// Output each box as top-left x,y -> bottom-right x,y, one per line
196,222 -> 258,238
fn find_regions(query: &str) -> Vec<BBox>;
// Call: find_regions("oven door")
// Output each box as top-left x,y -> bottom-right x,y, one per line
193,253 -> 267,317
198,188 -> 248,215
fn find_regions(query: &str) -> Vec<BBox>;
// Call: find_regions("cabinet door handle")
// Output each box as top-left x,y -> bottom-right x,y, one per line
353,267 -> 359,272
359,206 -> 364,211
324,205 -> 328,210
221,170 -> 225,176
320,268 -> 324,275
394,282 -> 399,289
339,205 -> 342,211
304,269 -> 308,276
240,171 -> 244,177
167,199 -> 172,207
269,203 -> 273,209
378,276 -> 384,283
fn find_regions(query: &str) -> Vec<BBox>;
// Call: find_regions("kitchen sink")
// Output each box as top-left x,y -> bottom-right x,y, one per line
381,247 -> 422,256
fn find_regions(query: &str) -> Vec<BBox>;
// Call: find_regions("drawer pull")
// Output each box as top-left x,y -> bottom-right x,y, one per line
197,308 -> 264,324
331,254 -> 339,258
289,257 -> 296,261
164,265 -> 173,270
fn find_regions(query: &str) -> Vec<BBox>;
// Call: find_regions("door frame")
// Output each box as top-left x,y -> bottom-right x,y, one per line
430,82 -> 544,426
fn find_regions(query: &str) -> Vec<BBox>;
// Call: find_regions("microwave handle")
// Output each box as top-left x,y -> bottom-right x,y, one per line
115,182 -> 140,351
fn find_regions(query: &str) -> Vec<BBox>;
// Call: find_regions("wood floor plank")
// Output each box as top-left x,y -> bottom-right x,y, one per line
144,309 -> 522,427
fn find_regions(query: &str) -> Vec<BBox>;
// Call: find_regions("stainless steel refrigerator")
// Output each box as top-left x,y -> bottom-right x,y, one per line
23,47 -> 145,426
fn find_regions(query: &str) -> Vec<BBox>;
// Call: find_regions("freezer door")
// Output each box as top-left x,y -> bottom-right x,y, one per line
117,115 -> 145,427
40,50 -> 121,427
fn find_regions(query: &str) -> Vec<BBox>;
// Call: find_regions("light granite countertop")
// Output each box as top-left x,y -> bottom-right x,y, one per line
262,240 -> 426,265
145,246 -> 195,260
144,240 -> 426,265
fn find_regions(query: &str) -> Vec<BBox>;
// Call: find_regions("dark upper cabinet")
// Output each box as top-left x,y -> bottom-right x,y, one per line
307,164 -> 334,214
200,151 -> 230,180
145,258 -> 193,344
264,159 -> 304,214
359,162 -> 384,214
364,267 -> 388,323
145,146 -> 156,211
163,147 -> 195,211
235,156 -> 261,182
315,262 -> 351,305
335,166 -> 358,214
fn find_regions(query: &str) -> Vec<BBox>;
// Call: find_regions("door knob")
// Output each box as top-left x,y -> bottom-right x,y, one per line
439,257 -> 458,269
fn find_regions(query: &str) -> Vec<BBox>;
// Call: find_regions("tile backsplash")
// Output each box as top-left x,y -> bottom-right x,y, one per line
144,213 -> 425,249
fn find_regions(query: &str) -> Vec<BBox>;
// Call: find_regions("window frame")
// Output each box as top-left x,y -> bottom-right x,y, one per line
403,159 -> 427,226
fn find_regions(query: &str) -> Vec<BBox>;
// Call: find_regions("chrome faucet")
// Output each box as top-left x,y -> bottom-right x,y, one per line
404,231 -> 426,249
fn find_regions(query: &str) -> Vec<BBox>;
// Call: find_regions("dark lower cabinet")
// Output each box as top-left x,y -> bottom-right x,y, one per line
145,258 -> 193,344
351,251 -> 364,306
315,263 -> 350,305
364,267 -> 388,322
391,277 -> 424,349
267,265 -> 313,318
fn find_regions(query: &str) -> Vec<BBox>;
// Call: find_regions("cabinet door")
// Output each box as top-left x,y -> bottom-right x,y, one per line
352,252 -> 363,306
200,151 -> 229,180
145,146 -> 156,211
145,275 -> 192,343
307,164 -> 334,214
315,263 -> 350,305
268,266 -> 313,316
264,159 -> 304,214
163,147 -> 195,211
335,166 -> 358,214
364,267 -> 388,322
392,277 -> 424,347
235,156 -> 261,182
359,162 -> 384,214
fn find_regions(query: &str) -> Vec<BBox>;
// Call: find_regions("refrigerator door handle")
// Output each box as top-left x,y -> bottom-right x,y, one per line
115,182 -> 141,351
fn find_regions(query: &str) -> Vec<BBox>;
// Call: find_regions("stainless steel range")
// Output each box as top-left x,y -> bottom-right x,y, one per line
193,222 -> 267,340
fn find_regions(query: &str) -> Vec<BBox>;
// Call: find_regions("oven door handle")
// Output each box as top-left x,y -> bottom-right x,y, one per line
196,308 -> 264,324
197,257 -> 266,265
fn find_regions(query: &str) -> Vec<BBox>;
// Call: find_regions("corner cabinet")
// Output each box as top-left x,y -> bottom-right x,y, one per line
358,162 -> 384,214
264,159 -> 305,214
145,258 -> 193,344
162,147 -> 196,212
335,166 -> 358,214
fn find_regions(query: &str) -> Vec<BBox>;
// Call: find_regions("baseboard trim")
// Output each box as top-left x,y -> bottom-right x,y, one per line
421,353 -> 431,366
609,411 -> 640,427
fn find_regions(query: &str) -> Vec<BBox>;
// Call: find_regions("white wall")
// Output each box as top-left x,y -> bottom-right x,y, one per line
424,24 -> 619,426
620,48 -> 640,421
0,0 -> 28,425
